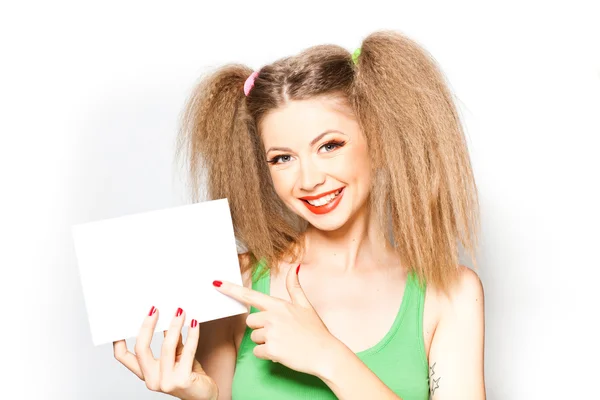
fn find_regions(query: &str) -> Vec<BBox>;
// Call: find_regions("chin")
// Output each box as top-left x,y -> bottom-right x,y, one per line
307,216 -> 349,231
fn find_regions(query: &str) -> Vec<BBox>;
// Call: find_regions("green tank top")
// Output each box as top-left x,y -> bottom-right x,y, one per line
231,259 -> 430,399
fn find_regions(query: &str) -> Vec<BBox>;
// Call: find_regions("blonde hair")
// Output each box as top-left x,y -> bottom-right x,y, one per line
175,30 -> 480,296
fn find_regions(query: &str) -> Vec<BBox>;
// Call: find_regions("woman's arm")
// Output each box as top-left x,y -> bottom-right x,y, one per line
315,265 -> 485,400
426,266 -> 486,399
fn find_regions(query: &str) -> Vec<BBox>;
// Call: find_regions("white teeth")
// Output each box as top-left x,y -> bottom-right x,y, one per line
306,189 -> 342,207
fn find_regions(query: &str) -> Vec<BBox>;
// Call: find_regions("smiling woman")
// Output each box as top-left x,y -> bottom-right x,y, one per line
115,30 -> 484,400
260,98 -> 371,228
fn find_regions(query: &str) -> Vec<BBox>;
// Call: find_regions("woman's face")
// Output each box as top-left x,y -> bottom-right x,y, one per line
260,96 -> 372,231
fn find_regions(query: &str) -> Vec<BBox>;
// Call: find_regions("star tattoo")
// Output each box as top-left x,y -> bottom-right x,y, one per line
429,362 -> 441,395
430,377 -> 441,395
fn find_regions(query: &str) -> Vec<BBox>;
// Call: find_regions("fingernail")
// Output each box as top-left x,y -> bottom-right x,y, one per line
148,306 -> 156,316
296,264 -> 301,275
213,280 -> 222,287
191,319 -> 198,328
176,307 -> 183,317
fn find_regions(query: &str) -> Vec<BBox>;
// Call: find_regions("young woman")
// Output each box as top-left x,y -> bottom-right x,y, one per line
113,30 -> 485,400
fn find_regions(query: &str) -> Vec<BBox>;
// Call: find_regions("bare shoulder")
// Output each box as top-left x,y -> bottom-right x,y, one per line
441,265 -> 485,313
421,266 -> 483,351
453,265 -> 484,302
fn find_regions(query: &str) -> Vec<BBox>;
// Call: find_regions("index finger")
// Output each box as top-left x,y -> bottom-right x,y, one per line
213,280 -> 282,311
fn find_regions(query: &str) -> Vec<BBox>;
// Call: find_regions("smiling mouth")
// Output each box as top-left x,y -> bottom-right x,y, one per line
302,187 -> 344,207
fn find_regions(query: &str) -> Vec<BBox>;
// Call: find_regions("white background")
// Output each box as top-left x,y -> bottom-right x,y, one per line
1,1 -> 598,399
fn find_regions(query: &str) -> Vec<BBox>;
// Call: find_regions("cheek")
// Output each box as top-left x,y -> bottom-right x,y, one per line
269,171 -> 292,198
340,144 -> 371,182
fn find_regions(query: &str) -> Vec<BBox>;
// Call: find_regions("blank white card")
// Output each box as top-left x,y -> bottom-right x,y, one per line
71,198 -> 248,347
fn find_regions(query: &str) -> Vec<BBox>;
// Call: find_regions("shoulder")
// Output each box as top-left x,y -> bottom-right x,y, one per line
440,265 -> 484,317
454,265 -> 484,302
423,265 -> 483,332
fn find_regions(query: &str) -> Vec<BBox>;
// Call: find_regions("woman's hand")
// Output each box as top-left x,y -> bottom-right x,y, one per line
213,264 -> 339,377
113,307 -> 217,400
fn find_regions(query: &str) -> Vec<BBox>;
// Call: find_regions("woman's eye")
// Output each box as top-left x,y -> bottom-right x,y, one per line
268,155 -> 291,165
320,141 -> 346,152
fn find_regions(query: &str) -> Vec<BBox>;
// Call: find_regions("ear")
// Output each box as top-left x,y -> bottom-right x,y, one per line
285,264 -> 312,309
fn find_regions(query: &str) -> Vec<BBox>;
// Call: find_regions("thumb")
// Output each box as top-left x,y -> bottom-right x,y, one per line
286,264 -> 312,308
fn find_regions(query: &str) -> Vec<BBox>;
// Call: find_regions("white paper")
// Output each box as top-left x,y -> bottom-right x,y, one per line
71,198 -> 248,347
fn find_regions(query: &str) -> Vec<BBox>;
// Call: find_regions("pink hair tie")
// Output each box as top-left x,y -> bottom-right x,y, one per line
244,70 -> 259,96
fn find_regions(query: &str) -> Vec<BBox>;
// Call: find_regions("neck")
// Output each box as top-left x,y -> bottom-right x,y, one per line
301,200 -> 395,273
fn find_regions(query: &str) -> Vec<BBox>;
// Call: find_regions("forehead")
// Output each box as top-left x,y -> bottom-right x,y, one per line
259,97 -> 356,144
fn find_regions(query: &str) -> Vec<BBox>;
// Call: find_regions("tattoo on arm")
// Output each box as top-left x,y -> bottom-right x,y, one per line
429,362 -> 441,396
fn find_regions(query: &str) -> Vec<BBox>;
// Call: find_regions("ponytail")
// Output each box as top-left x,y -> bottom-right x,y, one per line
352,31 -> 480,295
175,64 -> 304,280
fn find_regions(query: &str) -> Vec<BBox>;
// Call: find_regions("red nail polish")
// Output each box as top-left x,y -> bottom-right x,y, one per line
148,306 -> 156,316
176,307 -> 183,317
296,264 -> 301,275
213,280 -> 222,287
191,319 -> 198,328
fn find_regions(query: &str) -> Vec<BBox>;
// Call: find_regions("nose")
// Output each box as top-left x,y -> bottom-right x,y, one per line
299,157 -> 326,192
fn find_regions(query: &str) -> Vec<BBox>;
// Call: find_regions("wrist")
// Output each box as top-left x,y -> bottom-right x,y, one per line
179,389 -> 217,400
314,338 -> 349,383
200,376 -> 219,400
177,377 -> 219,400
201,380 -> 219,400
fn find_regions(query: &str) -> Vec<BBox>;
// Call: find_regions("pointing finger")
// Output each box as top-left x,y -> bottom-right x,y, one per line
213,280 -> 283,311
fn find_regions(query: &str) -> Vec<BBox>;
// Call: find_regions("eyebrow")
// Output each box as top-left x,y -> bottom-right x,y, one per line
266,130 -> 343,153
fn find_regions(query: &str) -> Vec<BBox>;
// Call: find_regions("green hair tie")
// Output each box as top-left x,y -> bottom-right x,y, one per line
352,47 -> 361,65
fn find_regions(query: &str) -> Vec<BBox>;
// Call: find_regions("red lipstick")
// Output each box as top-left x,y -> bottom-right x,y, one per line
300,187 -> 345,215
299,187 -> 344,201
